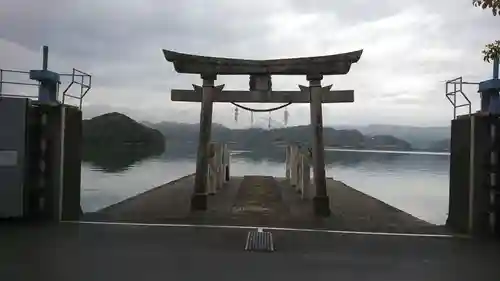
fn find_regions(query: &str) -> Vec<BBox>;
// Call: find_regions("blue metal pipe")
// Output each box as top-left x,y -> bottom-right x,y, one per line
42,46 -> 48,70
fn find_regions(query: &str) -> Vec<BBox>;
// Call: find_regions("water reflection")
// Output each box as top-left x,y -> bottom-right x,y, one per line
229,146 -> 449,171
82,143 -> 165,172
161,142 -> 198,159
82,142 -> 449,173
325,150 -> 449,172
81,143 -> 450,224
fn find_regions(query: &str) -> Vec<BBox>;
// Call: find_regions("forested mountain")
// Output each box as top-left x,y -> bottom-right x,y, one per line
147,122 -> 413,151
336,124 -> 450,150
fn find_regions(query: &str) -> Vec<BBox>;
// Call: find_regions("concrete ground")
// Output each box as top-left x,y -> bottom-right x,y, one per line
1,222 -> 499,281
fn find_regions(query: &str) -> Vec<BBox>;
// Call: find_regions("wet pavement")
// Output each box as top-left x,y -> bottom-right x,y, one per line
0,222 -> 499,281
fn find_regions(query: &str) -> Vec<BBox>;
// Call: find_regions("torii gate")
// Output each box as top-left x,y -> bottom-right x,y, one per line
163,49 -> 363,216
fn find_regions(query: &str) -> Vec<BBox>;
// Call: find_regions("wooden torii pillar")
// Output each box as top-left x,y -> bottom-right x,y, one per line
163,49 -> 363,215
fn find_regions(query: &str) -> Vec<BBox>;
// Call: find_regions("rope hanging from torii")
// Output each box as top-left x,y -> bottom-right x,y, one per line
230,101 -> 292,113
233,102 -> 290,128
231,73 -> 293,125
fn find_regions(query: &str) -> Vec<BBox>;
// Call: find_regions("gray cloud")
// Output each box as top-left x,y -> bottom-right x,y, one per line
1,0 -> 498,128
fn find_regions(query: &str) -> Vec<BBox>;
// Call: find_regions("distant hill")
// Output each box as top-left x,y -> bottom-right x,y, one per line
337,124 -> 450,150
145,122 -> 413,151
147,121 -> 230,144
82,113 -> 166,172
83,112 -> 165,149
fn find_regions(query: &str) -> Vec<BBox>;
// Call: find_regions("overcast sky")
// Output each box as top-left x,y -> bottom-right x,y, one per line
1,0 -> 498,128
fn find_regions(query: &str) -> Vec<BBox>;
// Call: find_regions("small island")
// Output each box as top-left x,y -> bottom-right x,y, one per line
82,112 -> 166,172
83,112 -> 165,149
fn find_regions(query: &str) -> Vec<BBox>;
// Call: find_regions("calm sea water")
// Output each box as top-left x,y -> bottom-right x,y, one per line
81,148 -> 450,225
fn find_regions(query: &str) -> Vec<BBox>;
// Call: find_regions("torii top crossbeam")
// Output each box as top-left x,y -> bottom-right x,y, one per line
163,49 -> 363,76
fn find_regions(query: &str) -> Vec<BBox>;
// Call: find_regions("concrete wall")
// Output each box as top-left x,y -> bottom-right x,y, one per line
25,101 -> 42,217
0,99 -> 83,221
448,114 -> 500,237
494,122 -> 500,235
470,115 -> 492,235
41,103 -> 64,220
447,117 -> 471,233
0,98 -> 29,218
61,106 -> 82,220
39,104 -> 82,221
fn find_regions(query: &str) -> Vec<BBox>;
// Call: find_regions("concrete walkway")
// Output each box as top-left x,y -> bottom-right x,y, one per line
84,175 -> 448,234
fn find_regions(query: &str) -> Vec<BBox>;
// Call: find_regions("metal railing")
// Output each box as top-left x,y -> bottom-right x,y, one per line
61,68 -> 92,109
445,77 -> 478,119
0,69 -> 40,99
0,68 -> 92,110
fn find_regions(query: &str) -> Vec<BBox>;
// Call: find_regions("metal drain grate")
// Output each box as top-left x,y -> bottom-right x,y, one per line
245,229 -> 275,252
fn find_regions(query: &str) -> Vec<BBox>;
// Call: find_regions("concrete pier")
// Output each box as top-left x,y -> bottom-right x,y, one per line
85,174 -> 447,234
